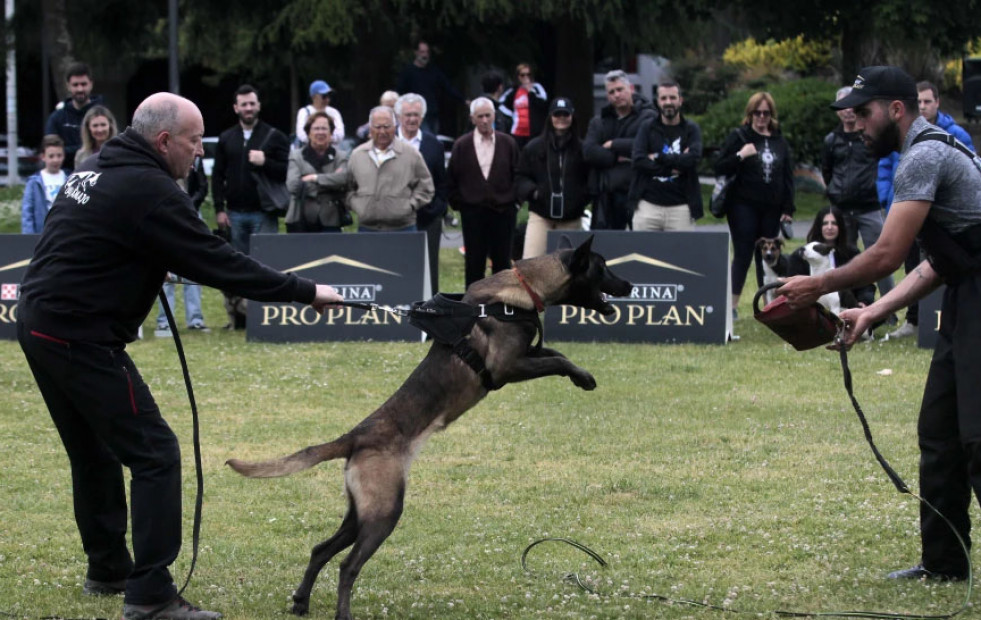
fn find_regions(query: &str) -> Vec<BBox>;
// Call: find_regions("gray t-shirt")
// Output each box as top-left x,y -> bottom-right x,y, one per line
894,116 -> 981,234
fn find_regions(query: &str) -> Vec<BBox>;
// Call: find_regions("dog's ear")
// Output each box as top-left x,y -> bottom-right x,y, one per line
756,238 -> 766,248
570,236 -> 594,273
775,238 -> 784,249
557,234 -> 575,250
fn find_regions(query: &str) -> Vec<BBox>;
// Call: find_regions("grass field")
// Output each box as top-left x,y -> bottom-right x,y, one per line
0,241 -> 977,619
1,184 -> 976,619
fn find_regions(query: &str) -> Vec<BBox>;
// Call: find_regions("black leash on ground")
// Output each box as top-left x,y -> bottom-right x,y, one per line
521,342 -> 973,619
146,291 -> 206,617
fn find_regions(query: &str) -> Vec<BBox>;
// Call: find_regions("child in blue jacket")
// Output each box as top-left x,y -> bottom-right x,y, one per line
22,135 -> 67,233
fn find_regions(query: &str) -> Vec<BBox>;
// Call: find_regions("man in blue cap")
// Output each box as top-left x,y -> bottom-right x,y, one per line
295,80 -> 345,146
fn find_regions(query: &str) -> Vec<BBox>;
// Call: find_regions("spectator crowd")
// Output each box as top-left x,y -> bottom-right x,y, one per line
22,50 -> 978,341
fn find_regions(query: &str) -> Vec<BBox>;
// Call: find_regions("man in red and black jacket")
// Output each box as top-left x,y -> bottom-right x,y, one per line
448,97 -> 521,288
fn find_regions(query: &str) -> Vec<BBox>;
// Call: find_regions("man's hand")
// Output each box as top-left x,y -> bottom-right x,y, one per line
311,284 -> 344,313
776,275 -> 824,309
248,149 -> 266,166
216,211 -> 230,229
831,306 -> 875,350
603,140 -> 613,149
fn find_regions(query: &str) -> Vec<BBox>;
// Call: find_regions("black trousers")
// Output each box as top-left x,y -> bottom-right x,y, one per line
460,205 -> 516,288
903,241 -> 922,325
17,320 -> 181,605
420,215 -> 442,294
917,273 -> 981,576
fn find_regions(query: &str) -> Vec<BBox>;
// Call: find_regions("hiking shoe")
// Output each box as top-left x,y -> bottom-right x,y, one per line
887,564 -> 966,582
885,321 -> 916,341
121,596 -> 222,619
187,324 -> 211,333
154,325 -> 173,338
83,578 -> 126,596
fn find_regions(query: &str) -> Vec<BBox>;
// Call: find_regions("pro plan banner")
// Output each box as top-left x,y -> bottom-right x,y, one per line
544,230 -> 730,344
918,287 -> 944,350
0,235 -> 40,340
247,232 -> 429,342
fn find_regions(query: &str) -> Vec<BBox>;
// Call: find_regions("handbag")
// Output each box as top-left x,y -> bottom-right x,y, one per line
709,127 -> 750,218
251,127 -> 290,217
709,174 -> 735,218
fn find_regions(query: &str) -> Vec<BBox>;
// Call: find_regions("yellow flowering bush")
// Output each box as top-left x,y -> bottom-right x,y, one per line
723,36 -> 831,76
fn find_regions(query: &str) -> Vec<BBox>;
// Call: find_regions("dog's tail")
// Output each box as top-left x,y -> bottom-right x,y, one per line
226,437 -> 351,478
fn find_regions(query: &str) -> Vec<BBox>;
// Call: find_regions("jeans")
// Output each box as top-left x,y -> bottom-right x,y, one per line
156,281 -> 205,328
227,209 -> 279,255
841,208 -> 894,298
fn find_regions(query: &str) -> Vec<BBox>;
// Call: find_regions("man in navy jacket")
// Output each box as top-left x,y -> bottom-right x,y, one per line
396,93 -> 447,293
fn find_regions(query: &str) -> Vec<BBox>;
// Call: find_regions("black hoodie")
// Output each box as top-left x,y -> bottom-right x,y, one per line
18,128 -> 316,344
583,93 -> 656,194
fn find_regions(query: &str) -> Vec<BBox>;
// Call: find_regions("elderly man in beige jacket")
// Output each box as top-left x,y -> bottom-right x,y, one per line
346,106 -> 435,231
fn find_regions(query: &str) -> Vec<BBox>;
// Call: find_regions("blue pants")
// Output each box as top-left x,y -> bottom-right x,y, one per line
227,210 -> 278,255
156,281 -> 204,328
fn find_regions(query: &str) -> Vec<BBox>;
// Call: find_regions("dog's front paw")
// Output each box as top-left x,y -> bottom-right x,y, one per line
291,598 -> 310,616
571,371 -> 596,390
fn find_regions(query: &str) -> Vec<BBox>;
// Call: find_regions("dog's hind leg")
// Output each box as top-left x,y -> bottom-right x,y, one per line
334,457 -> 407,620
291,506 -> 359,616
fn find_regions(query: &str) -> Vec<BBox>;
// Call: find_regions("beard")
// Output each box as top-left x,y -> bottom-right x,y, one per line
864,120 -> 900,159
660,106 -> 677,120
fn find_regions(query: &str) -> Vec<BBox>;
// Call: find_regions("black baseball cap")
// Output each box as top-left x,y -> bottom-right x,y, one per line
549,97 -> 575,115
831,66 -> 917,110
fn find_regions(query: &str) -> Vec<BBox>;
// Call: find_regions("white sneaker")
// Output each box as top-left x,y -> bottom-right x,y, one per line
885,321 -> 916,341
154,325 -> 173,338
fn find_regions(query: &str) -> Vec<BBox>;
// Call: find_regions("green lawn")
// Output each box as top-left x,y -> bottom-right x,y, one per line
0,250 -> 975,619
2,183 -> 974,620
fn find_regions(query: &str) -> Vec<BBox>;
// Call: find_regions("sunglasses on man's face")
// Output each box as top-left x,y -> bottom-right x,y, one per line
519,72 -> 531,77
752,110 -> 772,118
551,111 -> 571,118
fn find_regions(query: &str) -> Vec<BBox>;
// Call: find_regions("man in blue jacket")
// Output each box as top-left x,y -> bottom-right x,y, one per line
878,80 -> 975,339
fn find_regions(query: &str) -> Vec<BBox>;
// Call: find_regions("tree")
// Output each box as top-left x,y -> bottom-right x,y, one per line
733,0 -> 981,83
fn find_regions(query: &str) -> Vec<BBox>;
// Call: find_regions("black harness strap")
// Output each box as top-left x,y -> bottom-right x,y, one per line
909,130 -> 981,284
408,293 -> 543,390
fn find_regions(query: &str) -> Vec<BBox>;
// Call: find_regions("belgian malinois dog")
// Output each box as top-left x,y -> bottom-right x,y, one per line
227,237 -> 631,620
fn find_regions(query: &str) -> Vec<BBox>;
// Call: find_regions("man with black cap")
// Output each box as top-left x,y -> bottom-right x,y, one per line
629,80 -> 703,231
778,65 -> 981,582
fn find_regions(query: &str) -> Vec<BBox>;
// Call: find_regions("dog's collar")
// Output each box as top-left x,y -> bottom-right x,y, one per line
513,267 -> 545,313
